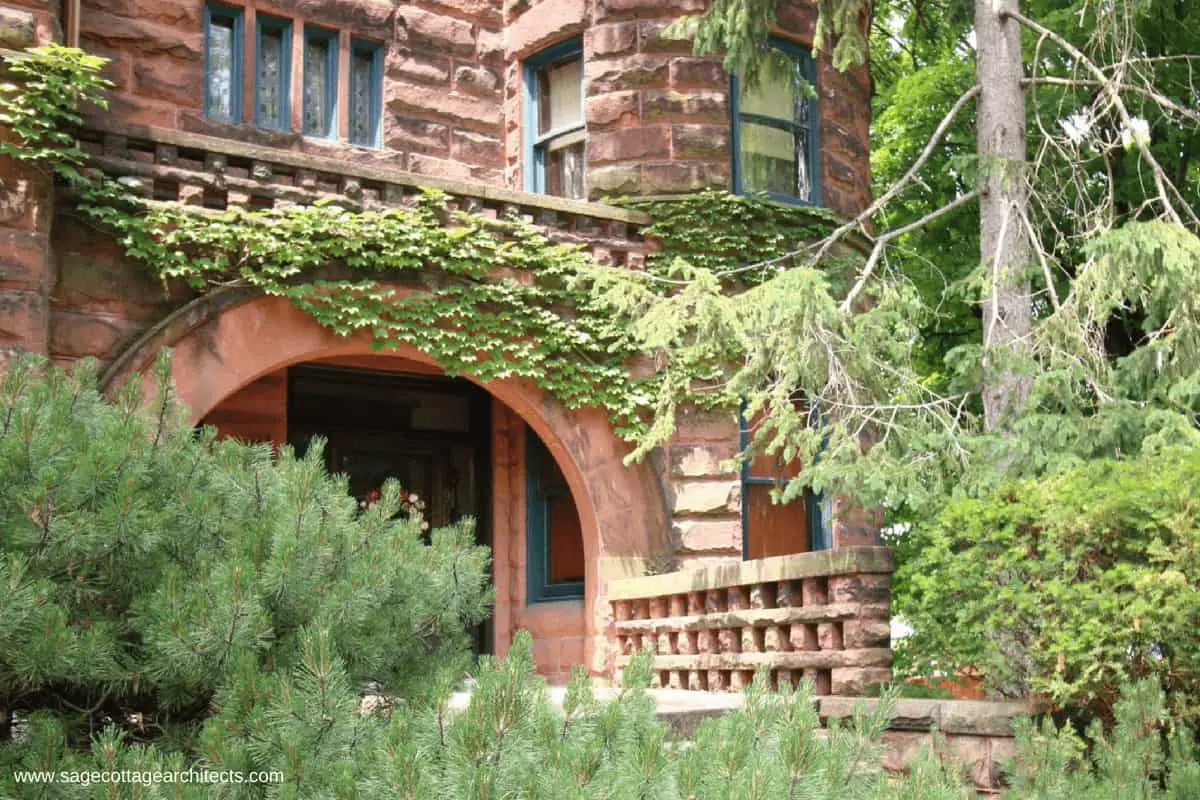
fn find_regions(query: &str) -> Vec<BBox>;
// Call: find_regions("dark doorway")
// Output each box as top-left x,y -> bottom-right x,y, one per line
286,362 -> 493,652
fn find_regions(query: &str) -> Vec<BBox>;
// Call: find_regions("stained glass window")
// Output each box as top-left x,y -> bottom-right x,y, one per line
304,28 -> 336,137
349,41 -> 381,147
204,5 -> 241,121
256,16 -> 290,130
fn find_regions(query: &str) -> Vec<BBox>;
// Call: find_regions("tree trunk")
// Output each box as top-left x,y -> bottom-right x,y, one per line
975,0 -> 1033,430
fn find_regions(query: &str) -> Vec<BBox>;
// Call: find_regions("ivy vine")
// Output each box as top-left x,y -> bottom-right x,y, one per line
1,45 -> 839,438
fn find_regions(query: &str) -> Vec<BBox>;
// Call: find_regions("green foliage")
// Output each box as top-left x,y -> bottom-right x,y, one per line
0,45 -> 110,182
897,448 -> 1200,721
0,355 -> 491,796
1005,680 -> 1200,800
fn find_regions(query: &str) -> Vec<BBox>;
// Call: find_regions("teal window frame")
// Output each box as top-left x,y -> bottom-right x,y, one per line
203,3 -> 243,122
526,428 -> 585,603
522,37 -> 584,195
730,37 -> 821,206
302,26 -> 338,139
739,404 -> 831,557
348,39 -> 383,148
254,13 -> 292,131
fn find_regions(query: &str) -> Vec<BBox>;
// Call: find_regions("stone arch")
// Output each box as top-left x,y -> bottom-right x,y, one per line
102,289 -> 671,677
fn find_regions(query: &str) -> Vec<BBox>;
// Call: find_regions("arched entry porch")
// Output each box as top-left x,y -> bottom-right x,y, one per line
101,291 -> 672,682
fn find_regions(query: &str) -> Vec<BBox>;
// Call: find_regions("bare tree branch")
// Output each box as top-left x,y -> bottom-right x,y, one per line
841,188 -> 982,311
1004,9 -> 1199,229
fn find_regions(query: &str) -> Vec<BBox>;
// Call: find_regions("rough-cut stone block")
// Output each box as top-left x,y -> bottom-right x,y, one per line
386,83 -> 502,131
451,129 -> 504,165
686,591 -> 704,615
588,125 -> 670,164
687,669 -> 705,690
640,161 -> 705,193
776,580 -> 800,607
829,574 -> 890,605
668,594 -> 687,617
843,619 -> 891,649
672,124 -> 729,160
740,626 -> 763,653
696,629 -> 714,654
595,0 -> 706,21
0,290 -> 47,353
668,442 -> 737,477
587,56 -> 669,94
656,631 -> 672,654
0,5 -> 35,49
764,625 -> 790,652
749,582 -> 776,609
642,89 -> 726,123
638,20 -> 693,54
716,628 -> 739,654
817,622 -> 843,651
831,666 -> 892,695
587,164 -> 642,196
806,668 -> 831,695
454,64 -> 500,96
789,623 -> 818,652
726,586 -> 748,610
801,576 -> 829,606
505,0 -> 584,57
648,596 -> 668,618
397,7 -> 475,57
670,57 -> 726,88
587,22 -> 638,57
707,668 -> 726,691
587,91 -> 640,128
671,480 -> 739,515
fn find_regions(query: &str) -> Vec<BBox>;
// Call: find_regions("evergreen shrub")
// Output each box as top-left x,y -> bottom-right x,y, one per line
896,448 -> 1200,722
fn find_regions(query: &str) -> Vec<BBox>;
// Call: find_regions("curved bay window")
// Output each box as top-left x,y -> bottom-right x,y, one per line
732,39 -> 820,205
524,39 -> 585,200
526,429 -> 585,602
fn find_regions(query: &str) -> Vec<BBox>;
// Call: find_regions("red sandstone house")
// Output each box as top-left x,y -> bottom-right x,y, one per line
0,0 -> 890,692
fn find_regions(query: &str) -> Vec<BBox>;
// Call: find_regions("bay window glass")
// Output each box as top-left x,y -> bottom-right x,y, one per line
303,27 -> 337,138
733,41 -> 819,204
349,40 -> 382,147
204,4 -> 242,122
256,15 -> 291,130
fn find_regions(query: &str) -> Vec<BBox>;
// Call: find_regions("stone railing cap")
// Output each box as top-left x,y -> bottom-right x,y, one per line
817,696 -> 1036,736
607,547 -> 894,601
80,119 -> 652,226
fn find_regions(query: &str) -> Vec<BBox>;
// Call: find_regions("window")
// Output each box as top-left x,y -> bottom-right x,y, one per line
524,39 -> 585,200
740,405 -> 830,559
303,27 -> 338,138
204,4 -> 243,121
731,39 -> 820,205
526,428 -> 584,602
348,40 -> 383,147
255,14 -> 291,130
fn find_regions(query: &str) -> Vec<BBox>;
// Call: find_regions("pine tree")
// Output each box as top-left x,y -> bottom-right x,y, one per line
0,354 -> 491,797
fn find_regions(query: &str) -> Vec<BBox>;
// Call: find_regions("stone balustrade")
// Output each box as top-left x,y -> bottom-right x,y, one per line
607,547 -> 894,694
74,121 -> 653,271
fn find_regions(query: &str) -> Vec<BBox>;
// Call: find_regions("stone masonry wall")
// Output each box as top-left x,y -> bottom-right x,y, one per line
53,0 -> 871,212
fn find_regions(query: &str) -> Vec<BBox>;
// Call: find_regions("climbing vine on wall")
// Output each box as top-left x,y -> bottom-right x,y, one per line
1,45 -> 840,438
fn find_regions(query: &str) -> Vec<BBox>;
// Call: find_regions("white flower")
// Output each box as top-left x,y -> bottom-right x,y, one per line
420,521 -> 430,531
1121,116 -> 1150,150
408,493 -> 419,503
1058,110 -> 1093,144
